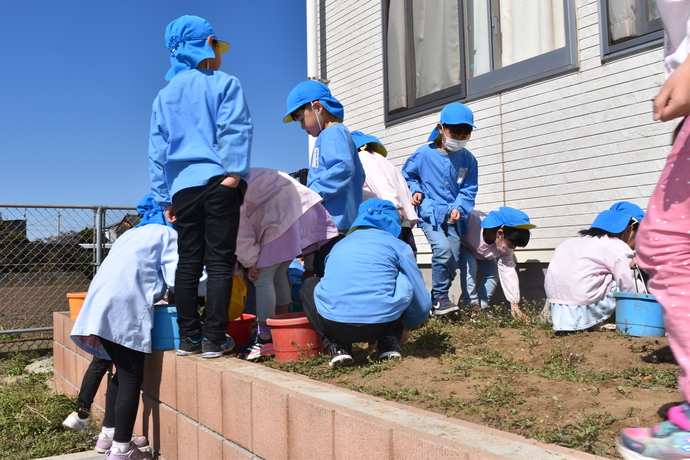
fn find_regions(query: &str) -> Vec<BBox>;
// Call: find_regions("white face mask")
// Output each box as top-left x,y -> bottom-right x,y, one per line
498,244 -> 514,256
441,130 -> 468,152
311,101 -> 323,133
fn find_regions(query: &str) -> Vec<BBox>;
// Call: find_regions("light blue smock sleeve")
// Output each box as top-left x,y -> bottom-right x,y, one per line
450,151 -> 478,219
217,76 -> 253,178
309,126 -> 356,202
402,151 -> 425,197
149,106 -> 172,207
398,244 -> 432,329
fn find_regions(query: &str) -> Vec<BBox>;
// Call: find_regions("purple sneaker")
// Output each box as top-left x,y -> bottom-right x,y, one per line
106,442 -> 153,460
617,403 -> 690,460
95,432 -> 148,454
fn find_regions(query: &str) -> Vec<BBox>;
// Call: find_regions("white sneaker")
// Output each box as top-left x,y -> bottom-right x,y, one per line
62,412 -> 89,432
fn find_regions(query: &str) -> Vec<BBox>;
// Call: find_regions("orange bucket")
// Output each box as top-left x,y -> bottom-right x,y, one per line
266,312 -> 323,362
66,292 -> 88,321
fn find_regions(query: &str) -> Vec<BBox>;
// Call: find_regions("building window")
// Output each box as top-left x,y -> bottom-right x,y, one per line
599,0 -> 663,61
382,0 -> 578,123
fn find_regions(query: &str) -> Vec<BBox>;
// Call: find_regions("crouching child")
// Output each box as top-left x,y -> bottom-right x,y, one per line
300,198 -> 432,367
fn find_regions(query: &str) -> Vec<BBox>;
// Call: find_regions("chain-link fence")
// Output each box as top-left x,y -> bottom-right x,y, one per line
0,204 -> 137,353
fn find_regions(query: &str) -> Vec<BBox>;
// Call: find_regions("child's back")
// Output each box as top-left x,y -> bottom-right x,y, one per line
148,15 -> 253,359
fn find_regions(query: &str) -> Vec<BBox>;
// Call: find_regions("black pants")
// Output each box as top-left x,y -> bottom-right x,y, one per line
172,176 -> 246,342
300,277 -> 404,348
100,339 -> 146,443
312,233 -> 345,278
77,357 -> 111,418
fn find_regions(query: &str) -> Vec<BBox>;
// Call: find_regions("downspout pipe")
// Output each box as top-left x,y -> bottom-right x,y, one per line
306,0 -> 318,160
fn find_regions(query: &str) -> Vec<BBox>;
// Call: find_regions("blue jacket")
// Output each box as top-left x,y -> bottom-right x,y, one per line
402,143 -> 478,233
314,227 -> 432,329
149,69 -> 253,207
308,123 -> 364,230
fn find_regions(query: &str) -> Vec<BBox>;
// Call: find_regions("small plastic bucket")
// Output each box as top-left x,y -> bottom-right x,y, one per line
152,305 -> 180,350
66,292 -> 88,321
266,312 -> 322,362
226,313 -> 256,349
614,292 -> 665,337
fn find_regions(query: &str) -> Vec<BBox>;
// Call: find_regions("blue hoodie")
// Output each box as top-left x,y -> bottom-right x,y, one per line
314,199 -> 432,328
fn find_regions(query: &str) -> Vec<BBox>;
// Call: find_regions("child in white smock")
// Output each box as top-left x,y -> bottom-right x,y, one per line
545,205 -> 643,332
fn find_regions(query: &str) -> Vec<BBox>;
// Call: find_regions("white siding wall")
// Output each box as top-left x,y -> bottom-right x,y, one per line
317,0 -> 672,263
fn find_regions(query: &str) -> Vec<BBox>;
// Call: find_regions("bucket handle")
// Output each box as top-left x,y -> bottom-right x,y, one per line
634,266 -> 648,295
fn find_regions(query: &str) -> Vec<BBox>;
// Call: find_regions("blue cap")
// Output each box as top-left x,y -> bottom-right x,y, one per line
481,207 -> 536,229
427,103 -> 476,142
136,194 -> 173,228
609,201 -> 645,222
351,131 -> 387,157
590,209 -> 632,233
348,198 -> 401,237
165,15 -> 230,81
283,80 -> 344,123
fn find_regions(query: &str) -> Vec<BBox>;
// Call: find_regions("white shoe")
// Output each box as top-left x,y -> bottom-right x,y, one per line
62,412 -> 89,432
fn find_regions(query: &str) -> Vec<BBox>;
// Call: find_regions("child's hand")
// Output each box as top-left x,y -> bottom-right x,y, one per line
220,174 -> 241,188
629,256 -> 638,269
165,205 -> 177,223
411,192 -> 423,206
510,303 -> 528,321
654,56 -> 690,121
448,209 -> 461,223
248,264 -> 261,283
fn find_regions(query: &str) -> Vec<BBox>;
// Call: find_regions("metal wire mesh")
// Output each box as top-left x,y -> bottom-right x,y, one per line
0,205 -> 137,334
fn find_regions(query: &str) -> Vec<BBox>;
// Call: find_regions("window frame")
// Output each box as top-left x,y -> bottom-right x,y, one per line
381,0 -> 579,125
598,0 -> 663,62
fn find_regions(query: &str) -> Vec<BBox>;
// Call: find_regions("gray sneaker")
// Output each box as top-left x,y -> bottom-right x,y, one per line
201,335 -> 235,359
176,336 -> 202,356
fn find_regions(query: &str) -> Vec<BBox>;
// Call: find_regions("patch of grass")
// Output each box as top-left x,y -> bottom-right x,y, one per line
536,411 -> 620,456
0,357 -> 94,460
409,318 -> 455,352
353,384 -> 421,401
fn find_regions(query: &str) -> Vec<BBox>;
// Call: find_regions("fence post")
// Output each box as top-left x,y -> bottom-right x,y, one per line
96,206 -> 104,270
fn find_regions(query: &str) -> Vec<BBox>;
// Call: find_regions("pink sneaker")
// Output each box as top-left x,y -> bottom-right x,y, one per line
106,442 -> 152,460
95,432 -> 148,454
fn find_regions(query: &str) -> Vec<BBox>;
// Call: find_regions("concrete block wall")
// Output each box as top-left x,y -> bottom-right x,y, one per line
54,312 -> 606,459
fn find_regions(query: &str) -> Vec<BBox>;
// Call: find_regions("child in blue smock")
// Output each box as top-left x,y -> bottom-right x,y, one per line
149,15 -> 253,358
71,195 -> 179,460
402,103 -> 478,316
283,80 -> 365,277
300,198 -> 432,367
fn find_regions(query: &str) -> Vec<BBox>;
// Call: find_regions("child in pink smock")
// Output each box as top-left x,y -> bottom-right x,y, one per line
460,207 -> 535,319
351,131 -> 419,253
234,168 -> 337,360
617,3 -> 690,458
545,206 -> 643,332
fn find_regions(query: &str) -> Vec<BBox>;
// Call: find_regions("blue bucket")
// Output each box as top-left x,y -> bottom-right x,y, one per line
152,305 -> 180,350
614,292 -> 665,337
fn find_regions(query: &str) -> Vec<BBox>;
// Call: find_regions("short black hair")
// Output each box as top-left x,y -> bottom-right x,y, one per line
578,227 -> 624,239
290,102 -> 313,119
503,226 -> 531,247
442,123 -> 473,137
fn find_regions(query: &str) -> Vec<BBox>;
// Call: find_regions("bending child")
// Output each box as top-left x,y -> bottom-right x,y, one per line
545,204 -> 644,332
351,131 -> 419,253
149,15 -> 252,358
70,195 -> 185,460
460,207 -> 535,319
234,167 -> 337,360
283,80 -> 364,276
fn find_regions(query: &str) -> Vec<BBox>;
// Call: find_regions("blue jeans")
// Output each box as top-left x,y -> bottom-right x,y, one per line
421,223 -> 461,300
459,249 -> 499,308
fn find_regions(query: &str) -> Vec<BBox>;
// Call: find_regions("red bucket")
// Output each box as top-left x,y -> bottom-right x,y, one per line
266,312 -> 323,362
226,314 -> 255,349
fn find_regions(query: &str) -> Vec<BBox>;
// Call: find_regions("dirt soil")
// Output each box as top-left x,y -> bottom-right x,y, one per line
268,320 -> 679,459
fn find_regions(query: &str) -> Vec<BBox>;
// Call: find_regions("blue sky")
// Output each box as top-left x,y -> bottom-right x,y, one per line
0,1 -> 308,207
